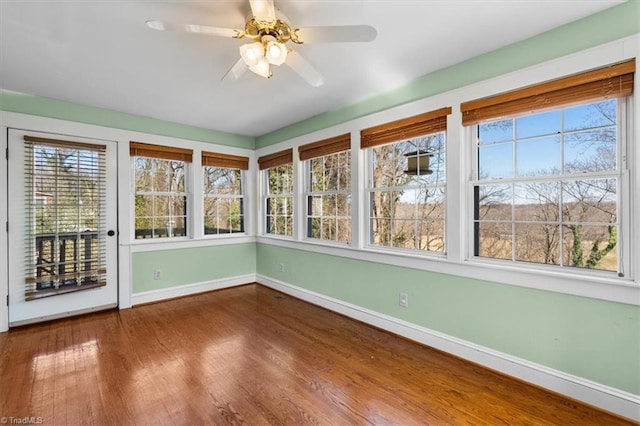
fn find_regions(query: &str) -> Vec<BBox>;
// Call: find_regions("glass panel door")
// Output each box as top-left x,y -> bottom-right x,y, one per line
8,130 -> 118,326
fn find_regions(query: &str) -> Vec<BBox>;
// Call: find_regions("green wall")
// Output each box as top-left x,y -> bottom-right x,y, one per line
132,243 -> 256,293
0,90 -> 255,149
256,0 -> 640,147
256,243 -> 640,395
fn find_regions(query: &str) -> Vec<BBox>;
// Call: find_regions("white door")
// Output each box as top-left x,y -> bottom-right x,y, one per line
7,129 -> 118,326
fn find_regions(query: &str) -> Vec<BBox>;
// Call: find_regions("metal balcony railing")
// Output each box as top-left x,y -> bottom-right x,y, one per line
31,231 -> 101,295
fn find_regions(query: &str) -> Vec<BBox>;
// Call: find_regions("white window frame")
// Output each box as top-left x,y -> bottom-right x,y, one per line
202,165 -> 246,237
364,133 -> 447,255
467,98 -> 631,280
262,163 -> 294,238
132,156 -> 190,240
303,150 -> 352,245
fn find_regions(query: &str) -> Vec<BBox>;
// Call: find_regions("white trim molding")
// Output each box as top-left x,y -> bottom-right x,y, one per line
131,274 -> 257,306
118,244 -> 133,309
9,303 -> 118,328
257,274 -> 640,422
0,126 -> 8,333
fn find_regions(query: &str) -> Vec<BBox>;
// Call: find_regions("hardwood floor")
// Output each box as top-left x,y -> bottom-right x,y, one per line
0,284 -> 634,425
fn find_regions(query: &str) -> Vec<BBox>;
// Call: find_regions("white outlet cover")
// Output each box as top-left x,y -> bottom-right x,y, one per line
399,292 -> 409,307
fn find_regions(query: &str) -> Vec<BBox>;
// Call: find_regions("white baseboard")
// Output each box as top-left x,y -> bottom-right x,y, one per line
131,274 -> 257,306
257,274 -> 640,422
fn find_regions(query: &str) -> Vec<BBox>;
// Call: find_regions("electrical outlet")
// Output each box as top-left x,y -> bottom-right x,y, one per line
279,263 -> 285,273
399,292 -> 409,308
154,269 -> 162,280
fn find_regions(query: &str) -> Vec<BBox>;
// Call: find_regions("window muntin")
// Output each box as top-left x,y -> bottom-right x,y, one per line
134,157 -> 188,239
265,163 -> 293,237
305,150 -> 351,243
367,132 -> 446,252
203,166 -> 244,235
473,99 -> 621,272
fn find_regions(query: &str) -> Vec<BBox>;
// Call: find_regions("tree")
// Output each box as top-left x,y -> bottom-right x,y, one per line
266,164 -> 293,236
134,158 -> 186,237
204,167 -> 243,233
308,152 -> 351,242
562,177 -> 616,269
519,101 -> 617,269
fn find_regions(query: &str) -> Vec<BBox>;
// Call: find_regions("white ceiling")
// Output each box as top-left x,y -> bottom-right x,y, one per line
0,0 -> 624,138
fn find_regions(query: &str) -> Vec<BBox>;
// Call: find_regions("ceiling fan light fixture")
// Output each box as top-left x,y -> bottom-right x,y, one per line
249,57 -> 272,78
265,40 -> 287,65
239,41 -> 264,66
145,0 -> 376,86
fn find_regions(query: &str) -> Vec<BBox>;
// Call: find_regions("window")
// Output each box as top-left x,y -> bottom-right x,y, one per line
202,151 -> 248,235
259,149 -> 294,237
362,108 -> 451,252
131,142 -> 192,239
462,60 -> 634,274
300,134 -> 351,243
23,136 -> 107,299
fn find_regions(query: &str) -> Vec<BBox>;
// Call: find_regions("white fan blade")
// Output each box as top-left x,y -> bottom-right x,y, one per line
249,0 -> 276,22
145,20 -> 238,38
296,25 -> 377,43
286,51 -> 325,87
223,58 -> 248,82
185,24 -> 238,38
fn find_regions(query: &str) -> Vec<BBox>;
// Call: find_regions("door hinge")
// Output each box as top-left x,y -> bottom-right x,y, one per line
6,295 -> 8,306
5,147 -> 7,160
5,221 -> 7,232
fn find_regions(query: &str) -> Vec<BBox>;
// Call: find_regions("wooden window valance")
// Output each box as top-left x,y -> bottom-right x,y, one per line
461,59 -> 635,126
202,151 -> 249,170
258,148 -> 293,170
130,141 -> 193,163
298,133 -> 351,161
360,107 -> 452,149
24,135 -> 106,151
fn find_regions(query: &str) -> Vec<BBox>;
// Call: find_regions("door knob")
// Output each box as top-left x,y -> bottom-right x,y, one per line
107,230 -> 116,237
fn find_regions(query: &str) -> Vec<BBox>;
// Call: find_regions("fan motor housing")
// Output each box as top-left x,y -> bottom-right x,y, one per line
244,12 -> 300,44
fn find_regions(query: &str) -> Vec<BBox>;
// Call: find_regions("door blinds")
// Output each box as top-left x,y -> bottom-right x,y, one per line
23,135 -> 108,300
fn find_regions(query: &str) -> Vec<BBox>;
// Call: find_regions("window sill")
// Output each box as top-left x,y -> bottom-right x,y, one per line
302,237 -> 352,250
260,233 -> 295,242
124,234 -> 256,252
256,236 -> 639,306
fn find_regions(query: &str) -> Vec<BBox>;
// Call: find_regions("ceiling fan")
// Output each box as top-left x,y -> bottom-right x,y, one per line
145,0 -> 377,87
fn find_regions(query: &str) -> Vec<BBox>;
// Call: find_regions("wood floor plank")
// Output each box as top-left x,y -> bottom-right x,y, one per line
0,284 -> 635,425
